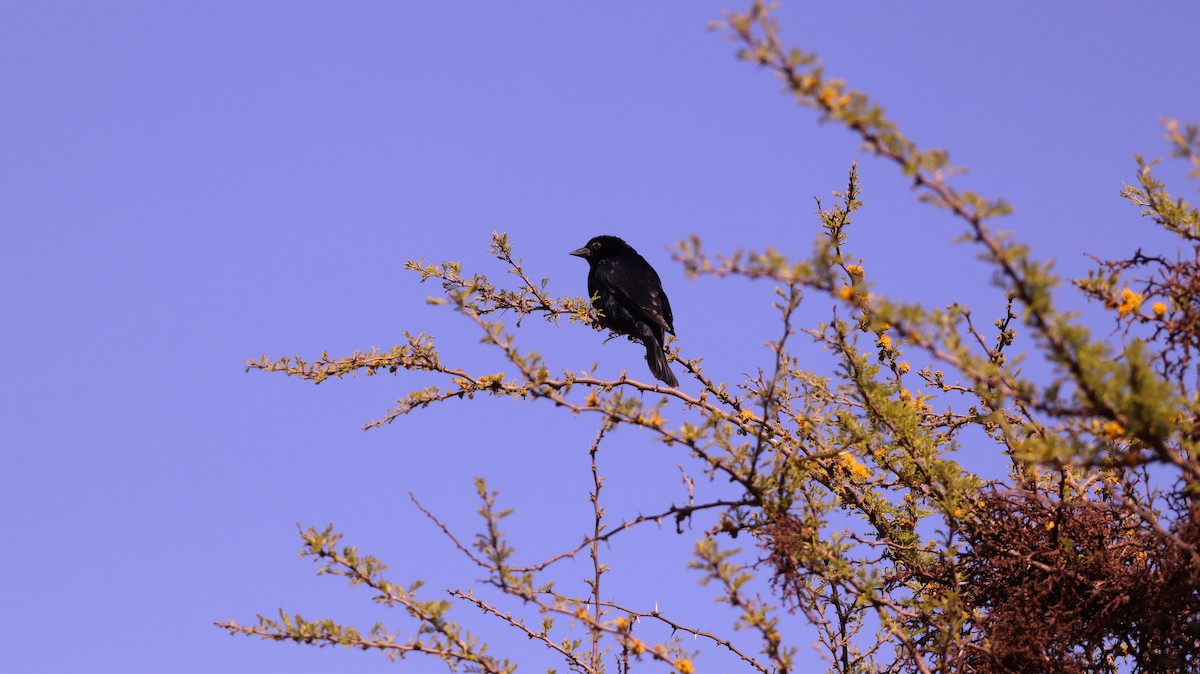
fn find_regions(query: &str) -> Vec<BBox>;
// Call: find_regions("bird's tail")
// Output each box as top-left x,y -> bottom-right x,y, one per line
645,340 -> 678,387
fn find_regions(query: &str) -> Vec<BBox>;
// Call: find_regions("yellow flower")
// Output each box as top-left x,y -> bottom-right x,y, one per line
575,606 -> 590,620
1102,420 -> 1125,440
1152,301 -> 1168,317
835,286 -> 854,301
739,408 -> 758,422
641,410 -> 664,428
838,451 -> 871,479
877,334 -> 892,349
675,658 -> 695,674
1117,287 -> 1143,317
845,264 -> 864,277
628,638 -> 646,655
1045,520 -> 1056,530
897,361 -> 911,374
584,391 -> 600,407
817,86 -> 838,107
613,617 -> 630,631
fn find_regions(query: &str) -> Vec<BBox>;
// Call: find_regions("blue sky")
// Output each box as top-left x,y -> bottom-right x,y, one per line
4,2 -> 1199,672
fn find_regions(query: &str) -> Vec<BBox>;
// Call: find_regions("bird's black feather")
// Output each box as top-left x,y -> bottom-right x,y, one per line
570,235 -> 678,387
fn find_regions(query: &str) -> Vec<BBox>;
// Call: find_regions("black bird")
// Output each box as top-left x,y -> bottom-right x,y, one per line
570,235 -> 678,387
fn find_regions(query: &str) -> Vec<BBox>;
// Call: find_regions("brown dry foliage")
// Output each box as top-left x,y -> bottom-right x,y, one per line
762,487 -> 1200,674
954,490 -> 1200,673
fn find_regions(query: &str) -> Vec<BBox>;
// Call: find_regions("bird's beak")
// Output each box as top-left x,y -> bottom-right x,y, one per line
569,246 -> 589,258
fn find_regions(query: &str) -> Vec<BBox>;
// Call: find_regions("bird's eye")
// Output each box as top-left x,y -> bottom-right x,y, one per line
591,241 -> 601,249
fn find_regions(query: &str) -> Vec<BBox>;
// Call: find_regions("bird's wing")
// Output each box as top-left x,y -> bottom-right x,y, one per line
658,288 -> 675,335
594,255 -> 674,336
